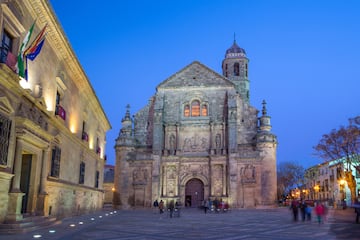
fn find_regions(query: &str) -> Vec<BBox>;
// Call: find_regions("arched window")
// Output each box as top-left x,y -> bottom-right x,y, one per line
201,104 -> 208,116
234,62 -> 239,76
191,100 -> 200,117
184,105 -> 190,117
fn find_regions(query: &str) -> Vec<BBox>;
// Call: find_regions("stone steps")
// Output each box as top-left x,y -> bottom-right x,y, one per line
0,216 -> 61,234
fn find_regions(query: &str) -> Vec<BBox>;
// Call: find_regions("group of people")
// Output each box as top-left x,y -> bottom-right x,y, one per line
203,198 -> 229,214
153,199 -> 180,218
290,199 -> 327,224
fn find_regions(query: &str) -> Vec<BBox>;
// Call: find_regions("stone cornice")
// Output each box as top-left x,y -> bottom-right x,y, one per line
25,0 -> 111,130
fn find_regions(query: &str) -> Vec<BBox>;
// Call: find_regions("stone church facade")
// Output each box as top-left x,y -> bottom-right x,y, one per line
114,41 -> 277,209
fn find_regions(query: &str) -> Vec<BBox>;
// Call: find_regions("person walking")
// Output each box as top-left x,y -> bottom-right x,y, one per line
290,199 -> 299,222
153,199 -> 159,214
159,200 -> 164,214
305,204 -> 312,221
315,201 -> 325,224
168,200 -> 175,218
299,200 -> 307,221
203,199 -> 209,214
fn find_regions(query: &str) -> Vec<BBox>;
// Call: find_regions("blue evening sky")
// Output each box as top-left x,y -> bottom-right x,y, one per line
49,0 -> 359,168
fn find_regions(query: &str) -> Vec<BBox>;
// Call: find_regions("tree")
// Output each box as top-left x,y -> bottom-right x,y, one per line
314,122 -> 360,203
277,161 -> 305,200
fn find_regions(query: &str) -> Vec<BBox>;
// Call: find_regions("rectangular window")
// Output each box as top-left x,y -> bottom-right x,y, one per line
0,30 -> 13,63
0,113 -> 11,165
95,170 -> 99,188
81,121 -> 88,141
79,162 -> 85,184
50,146 -> 61,177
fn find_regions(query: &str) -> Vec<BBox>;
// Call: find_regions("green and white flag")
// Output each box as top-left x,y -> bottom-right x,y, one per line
17,21 -> 35,78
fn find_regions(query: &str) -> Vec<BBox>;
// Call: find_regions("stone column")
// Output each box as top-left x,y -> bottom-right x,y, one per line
7,138 -> 25,222
11,138 -> 24,192
36,147 -> 50,216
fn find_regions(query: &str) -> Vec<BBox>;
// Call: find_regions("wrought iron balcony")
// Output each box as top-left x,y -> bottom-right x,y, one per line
82,131 -> 89,142
55,104 -> 66,120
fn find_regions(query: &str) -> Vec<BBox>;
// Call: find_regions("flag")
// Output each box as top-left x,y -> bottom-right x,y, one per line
26,37 -> 45,61
5,51 -> 17,71
17,21 -> 35,78
24,24 -> 47,57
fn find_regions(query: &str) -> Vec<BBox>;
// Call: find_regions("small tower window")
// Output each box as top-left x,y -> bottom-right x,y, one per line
245,63 -> 248,77
201,104 -> 208,116
234,63 -> 240,76
184,105 -> 190,117
191,100 -> 200,117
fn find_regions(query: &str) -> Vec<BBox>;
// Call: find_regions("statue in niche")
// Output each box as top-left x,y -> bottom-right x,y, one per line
183,138 -> 191,152
215,134 -> 221,149
201,137 -> 207,149
169,134 -> 176,155
167,166 -> 176,180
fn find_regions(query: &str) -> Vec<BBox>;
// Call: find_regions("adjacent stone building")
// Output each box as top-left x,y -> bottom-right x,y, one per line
0,0 -> 110,223
114,41 -> 277,209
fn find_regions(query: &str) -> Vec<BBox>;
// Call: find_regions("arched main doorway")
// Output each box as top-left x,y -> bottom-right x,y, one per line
185,178 -> 204,207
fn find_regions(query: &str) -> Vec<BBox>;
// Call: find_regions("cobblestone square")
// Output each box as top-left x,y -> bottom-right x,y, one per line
2,207 -> 359,240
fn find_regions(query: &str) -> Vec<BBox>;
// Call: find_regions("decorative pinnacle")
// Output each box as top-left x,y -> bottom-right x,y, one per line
262,100 -> 267,116
122,104 -> 131,122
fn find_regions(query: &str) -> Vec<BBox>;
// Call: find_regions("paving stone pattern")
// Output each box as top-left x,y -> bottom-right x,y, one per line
2,207 -> 359,240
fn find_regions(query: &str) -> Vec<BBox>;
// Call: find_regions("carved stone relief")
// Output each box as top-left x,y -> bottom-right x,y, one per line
240,164 -> 256,184
166,165 -> 177,180
213,164 -> 223,196
132,167 -> 148,185
17,102 -> 48,131
182,134 -> 208,152
179,163 -> 208,183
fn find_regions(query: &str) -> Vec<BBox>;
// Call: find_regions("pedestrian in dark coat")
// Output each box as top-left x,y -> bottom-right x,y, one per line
290,199 -> 299,221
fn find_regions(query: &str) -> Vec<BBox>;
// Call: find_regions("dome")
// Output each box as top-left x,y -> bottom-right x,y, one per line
225,41 -> 246,58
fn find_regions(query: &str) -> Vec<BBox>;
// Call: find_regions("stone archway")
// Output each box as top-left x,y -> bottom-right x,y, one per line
185,178 -> 204,208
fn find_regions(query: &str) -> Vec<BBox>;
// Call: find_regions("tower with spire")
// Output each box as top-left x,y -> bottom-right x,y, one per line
222,37 -> 250,103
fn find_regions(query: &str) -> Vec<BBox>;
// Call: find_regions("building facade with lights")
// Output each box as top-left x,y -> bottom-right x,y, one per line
304,160 -> 360,207
0,0 -> 110,223
114,41 -> 277,209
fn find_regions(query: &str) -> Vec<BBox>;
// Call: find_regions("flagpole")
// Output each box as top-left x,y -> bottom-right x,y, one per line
25,55 -> 28,81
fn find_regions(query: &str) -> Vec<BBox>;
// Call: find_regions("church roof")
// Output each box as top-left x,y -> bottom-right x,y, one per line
225,40 -> 246,55
157,61 -> 235,89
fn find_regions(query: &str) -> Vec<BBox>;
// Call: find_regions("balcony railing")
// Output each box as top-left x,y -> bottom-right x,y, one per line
82,132 -> 89,142
96,147 -> 101,155
55,104 -> 66,120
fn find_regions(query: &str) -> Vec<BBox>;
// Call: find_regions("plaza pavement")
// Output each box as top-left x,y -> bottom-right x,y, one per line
1,207 -> 359,240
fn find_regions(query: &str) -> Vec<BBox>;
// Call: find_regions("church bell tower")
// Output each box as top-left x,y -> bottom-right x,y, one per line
222,39 -> 250,103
